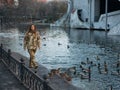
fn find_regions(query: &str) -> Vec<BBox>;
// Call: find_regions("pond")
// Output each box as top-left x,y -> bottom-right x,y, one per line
0,25 -> 120,90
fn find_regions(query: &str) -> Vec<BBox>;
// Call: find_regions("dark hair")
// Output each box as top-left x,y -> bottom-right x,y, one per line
28,24 -> 37,33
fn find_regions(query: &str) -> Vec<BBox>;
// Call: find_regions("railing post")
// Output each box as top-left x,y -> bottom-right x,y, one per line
43,75 -> 49,90
88,66 -> 91,82
43,81 -> 48,90
0,44 -> 3,58
20,58 -> 25,84
8,49 -> 11,66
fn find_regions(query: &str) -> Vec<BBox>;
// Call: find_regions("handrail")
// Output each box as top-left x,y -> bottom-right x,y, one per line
0,44 -> 54,90
0,43 -> 81,90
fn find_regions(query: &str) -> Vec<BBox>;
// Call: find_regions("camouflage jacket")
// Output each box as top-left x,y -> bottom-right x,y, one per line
24,31 -> 40,50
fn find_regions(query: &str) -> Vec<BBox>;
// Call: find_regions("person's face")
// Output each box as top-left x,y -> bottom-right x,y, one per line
31,25 -> 35,31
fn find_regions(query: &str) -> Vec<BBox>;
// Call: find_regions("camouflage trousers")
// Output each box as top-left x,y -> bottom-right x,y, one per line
28,49 -> 38,68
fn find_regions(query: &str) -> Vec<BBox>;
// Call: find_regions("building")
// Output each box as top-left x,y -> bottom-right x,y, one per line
70,0 -> 120,29
51,0 -> 120,32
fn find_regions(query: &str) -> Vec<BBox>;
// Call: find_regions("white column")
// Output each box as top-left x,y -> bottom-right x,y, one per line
105,0 -> 108,31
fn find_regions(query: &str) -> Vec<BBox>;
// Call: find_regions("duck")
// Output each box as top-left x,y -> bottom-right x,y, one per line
104,61 -> 108,73
58,42 -> 62,45
98,61 -> 108,74
108,85 -> 113,90
86,58 -> 91,64
111,70 -> 120,76
112,61 -> 120,68
43,37 -> 46,40
98,69 -> 102,74
97,63 -> 102,69
48,72 -> 54,77
64,72 -> 72,81
100,69 -> 108,74
80,64 -> 83,69
81,67 -> 90,73
67,45 -> 70,49
100,68 -> 108,74
79,72 -> 89,79
116,61 -> 120,68
60,72 -> 72,81
67,66 -> 76,75
90,61 -> 97,67
96,56 -> 100,60
43,44 -> 46,46
50,68 -> 61,75
56,68 -> 61,74
81,61 -> 86,65
59,73 -> 66,78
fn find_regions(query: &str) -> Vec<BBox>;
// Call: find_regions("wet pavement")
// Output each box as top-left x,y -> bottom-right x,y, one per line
0,60 -> 27,90
0,25 -> 120,90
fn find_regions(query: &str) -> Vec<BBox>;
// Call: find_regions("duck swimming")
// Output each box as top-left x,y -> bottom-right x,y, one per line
96,56 -> 100,60
79,72 -> 89,79
67,66 -> 76,75
81,61 -> 86,65
86,57 -> 91,64
58,42 -> 62,45
67,45 -> 70,49
111,69 -> 120,76
50,68 -> 61,75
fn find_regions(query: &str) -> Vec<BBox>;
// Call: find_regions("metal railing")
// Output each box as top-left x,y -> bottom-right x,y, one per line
0,44 -> 54,90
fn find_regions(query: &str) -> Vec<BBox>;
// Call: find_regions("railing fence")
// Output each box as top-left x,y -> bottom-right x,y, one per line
0,44 -> 53,90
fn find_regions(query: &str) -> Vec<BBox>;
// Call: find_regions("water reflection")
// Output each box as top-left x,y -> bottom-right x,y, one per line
0,25 -> 120,90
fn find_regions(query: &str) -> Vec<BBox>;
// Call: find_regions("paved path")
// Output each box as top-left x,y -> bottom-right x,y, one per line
0,60 -> 27,90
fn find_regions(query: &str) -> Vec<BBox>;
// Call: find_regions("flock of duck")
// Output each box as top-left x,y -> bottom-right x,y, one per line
46,55 -> 120,82
42,37 -> 120,89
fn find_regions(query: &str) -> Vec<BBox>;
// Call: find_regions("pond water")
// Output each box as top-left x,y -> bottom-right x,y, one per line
0,25 -> 120,90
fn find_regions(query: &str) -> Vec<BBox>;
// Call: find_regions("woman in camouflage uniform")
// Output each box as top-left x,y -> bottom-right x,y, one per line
24,24 -> 40,69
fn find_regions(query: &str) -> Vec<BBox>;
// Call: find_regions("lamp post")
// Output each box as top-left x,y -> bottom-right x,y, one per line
105,0 -> 108,31
89,0 -> 92,30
